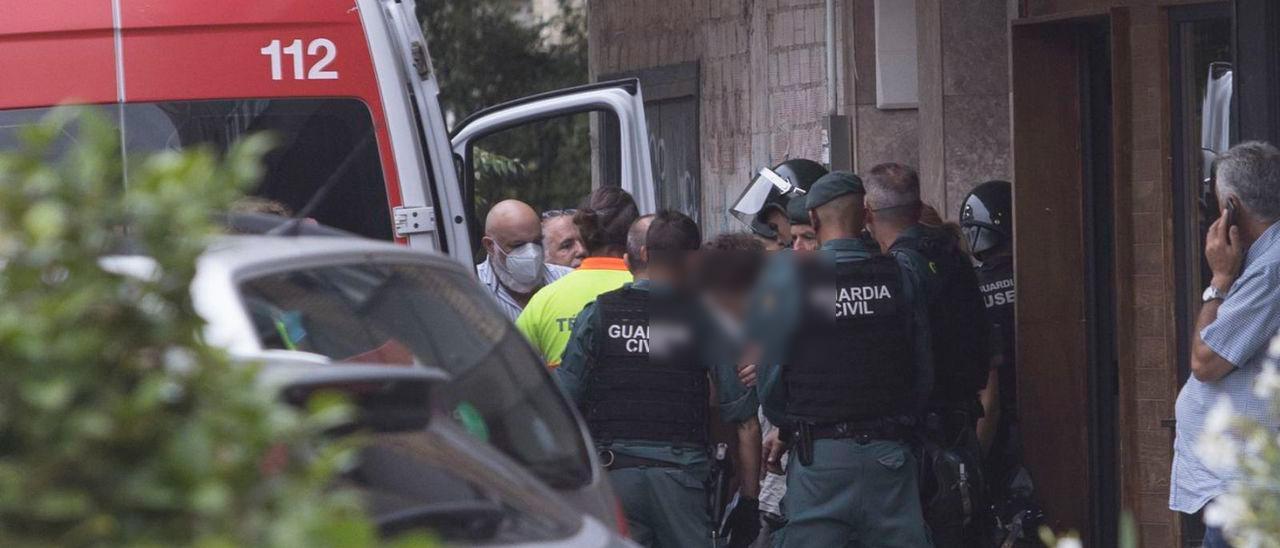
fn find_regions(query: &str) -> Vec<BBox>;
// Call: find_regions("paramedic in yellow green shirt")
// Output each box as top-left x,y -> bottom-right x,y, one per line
516,187 -> 643,368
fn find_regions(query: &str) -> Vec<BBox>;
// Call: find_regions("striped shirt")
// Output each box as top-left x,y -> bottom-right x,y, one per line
475,257 -> 571,322
1170,221 -> 1280,513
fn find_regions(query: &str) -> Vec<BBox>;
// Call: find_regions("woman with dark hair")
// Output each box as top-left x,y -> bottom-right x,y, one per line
516,187 -> 640,368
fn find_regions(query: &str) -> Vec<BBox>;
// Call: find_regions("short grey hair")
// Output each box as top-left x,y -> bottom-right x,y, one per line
625,214 -> 655,270
1216,141 -> 1280,222
864,162 -> 921,209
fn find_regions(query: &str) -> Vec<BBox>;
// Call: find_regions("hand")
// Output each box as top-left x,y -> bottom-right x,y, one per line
737,345 -> 760,388
725,496 -> 761,548
1205,209 -> 1244,290
762,428 -> 788,475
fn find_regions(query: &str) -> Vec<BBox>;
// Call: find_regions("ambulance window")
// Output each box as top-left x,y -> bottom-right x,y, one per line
0,100 -> 393,240
0,105 -> 113,161
466,110 -> 620,257
122,99 -> 393,240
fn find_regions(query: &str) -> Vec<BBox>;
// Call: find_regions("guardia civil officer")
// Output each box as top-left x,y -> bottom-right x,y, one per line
555,211 -> 763,548
864,164 -> 993,547
731,159 -> 829,251
751,172 -> 933,547
958,181 -> 1022,501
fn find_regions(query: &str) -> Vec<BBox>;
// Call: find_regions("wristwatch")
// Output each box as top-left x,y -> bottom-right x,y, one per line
1202,285 -> 1227,303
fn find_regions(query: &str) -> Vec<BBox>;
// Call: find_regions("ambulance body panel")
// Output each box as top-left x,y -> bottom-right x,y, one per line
0,0 -> 656,263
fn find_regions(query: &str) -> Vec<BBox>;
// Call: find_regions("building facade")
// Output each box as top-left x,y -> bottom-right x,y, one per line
588,0 -> 1280,546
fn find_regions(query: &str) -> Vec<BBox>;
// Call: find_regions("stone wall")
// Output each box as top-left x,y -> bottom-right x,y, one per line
589,0 -> 857,236
917,0 -> 1012,218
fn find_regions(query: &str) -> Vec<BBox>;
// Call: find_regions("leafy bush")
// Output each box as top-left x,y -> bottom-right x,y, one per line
0,109 -> 410,546
1198,340 -> 1280,547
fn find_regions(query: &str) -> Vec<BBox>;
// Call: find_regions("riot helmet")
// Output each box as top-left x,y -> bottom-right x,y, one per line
730,159 -> 828,240
959,180 -> 1012,258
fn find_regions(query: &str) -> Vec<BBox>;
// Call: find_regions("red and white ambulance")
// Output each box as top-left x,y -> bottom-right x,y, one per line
0,0 -> 656,269
0,0 -> 659,532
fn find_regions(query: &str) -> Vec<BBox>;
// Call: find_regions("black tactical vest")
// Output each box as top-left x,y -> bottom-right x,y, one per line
891,229 -> 992,406
580,287 -> 709,446
976,255 -> 1017,419
784,256 -> 915,423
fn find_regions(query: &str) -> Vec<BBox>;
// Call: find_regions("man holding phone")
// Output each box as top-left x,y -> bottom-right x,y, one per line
1171,141 -> 1280,547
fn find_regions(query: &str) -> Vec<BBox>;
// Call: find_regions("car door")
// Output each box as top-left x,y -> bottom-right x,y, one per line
450,80 -> 658,251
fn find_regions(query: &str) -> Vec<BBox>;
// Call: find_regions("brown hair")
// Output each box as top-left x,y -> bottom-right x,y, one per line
574,187 -> 639,256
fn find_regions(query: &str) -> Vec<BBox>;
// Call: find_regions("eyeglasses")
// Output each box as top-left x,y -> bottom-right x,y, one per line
541,208 -> 577,220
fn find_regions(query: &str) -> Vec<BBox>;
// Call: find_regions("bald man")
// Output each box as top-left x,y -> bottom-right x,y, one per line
475,199 -> 572,321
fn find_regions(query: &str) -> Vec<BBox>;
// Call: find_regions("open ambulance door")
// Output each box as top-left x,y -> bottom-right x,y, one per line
375,0 -> 476,265
450,80 -> 658,251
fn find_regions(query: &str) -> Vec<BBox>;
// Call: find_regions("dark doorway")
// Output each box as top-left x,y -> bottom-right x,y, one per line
601,63 -> 702,226
1011,15 -> 1120,543
1079,21 -> 1119,548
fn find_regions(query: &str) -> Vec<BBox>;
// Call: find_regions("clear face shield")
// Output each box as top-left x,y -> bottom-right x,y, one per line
730,167 -> 807,234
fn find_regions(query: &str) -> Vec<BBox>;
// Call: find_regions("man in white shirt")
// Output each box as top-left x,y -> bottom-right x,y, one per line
475,200 -> 571,321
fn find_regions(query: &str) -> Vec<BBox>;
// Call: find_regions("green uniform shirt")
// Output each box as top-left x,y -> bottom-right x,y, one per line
746,237 -> 934,428
555,279 -> 758,466
516,257 -> 632,368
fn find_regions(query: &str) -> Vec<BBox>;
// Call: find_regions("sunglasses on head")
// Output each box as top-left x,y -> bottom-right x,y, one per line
541,208 -> 577,220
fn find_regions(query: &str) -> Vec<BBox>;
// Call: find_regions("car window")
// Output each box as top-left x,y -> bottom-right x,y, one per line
239,261 -> 595,489
349,425 -> 579,543
0,99 -> 393,240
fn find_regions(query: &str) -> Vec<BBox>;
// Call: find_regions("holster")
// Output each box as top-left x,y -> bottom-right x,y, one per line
794,422 -> 815,467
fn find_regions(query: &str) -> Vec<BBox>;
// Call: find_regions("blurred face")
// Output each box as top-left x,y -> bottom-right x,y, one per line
791,223 -> 818,252
542,215 -> 586,268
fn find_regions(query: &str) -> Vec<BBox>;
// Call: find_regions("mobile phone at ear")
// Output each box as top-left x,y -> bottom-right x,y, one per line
1226,199 -> 1238,227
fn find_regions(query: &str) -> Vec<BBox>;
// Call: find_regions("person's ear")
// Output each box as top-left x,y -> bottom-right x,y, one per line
481,236 -> 498,256
640,245 -> 650,266
808,211 -> 820,232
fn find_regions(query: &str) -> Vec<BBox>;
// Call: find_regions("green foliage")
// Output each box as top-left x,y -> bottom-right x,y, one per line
0,109 -> 424,546
418,0 -> 593,225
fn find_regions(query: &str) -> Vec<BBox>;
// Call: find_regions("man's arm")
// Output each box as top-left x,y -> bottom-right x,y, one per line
976,365 -> 1000,454
741,255 -> 801,426
1192,212 -> 1245,382
893,252 -> 934,412
1192,299 -> 1235,382
734,416 -> 762,499
551,304 -> 598,404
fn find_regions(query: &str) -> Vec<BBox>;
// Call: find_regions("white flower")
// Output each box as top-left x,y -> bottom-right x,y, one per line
1198,433 -> 1240,472
1206,397 -> 1236,436
1054,538 -> 1083,548
1203,396 -> 1233,437
1204,494 -> 1247,529
1253,362 -> 1280,399
1267,332 -> 1280,359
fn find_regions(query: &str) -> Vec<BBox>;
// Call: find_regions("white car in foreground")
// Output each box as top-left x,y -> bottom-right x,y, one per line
107,231 -> 632,547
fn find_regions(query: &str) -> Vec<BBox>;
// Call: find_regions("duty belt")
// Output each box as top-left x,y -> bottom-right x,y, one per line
598,449 -> 682,471
809,420 -> 906,443
787,419 -> 907,467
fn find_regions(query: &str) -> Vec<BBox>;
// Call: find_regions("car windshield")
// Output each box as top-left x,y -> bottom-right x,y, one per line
238,261 -> 595,489
0,99 -> 393,240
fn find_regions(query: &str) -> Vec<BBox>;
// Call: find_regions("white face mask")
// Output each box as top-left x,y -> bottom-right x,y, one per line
493,242 -> 545,294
